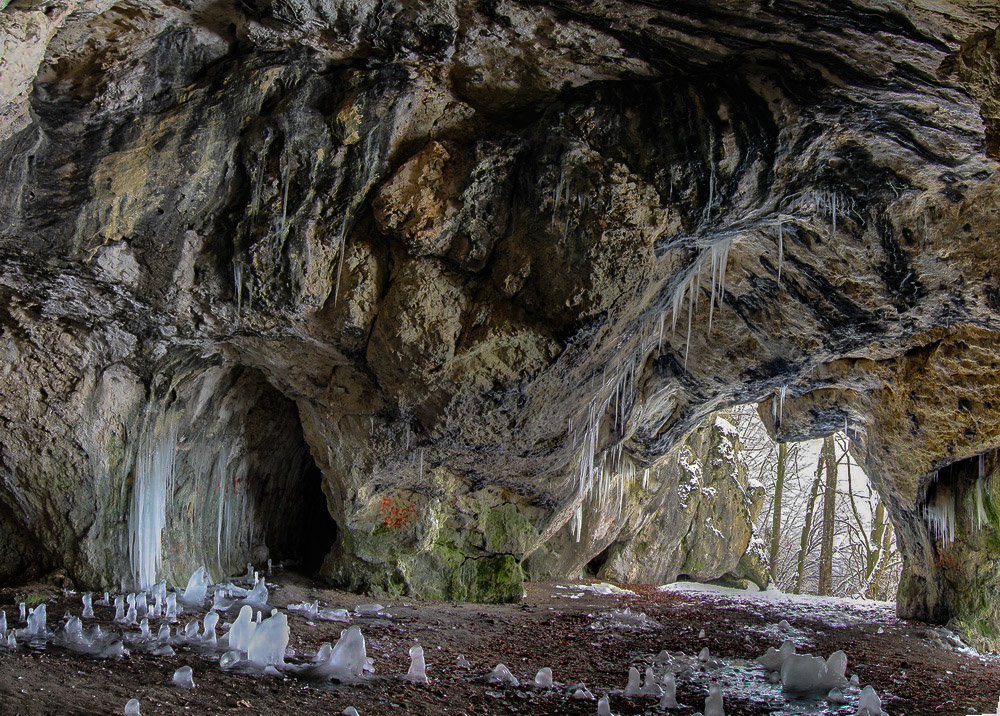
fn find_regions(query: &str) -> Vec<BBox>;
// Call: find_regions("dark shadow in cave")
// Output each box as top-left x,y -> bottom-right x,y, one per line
289,460 -> 339,574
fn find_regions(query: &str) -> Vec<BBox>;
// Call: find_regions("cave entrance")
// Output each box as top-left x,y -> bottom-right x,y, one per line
287,459 -> 339,574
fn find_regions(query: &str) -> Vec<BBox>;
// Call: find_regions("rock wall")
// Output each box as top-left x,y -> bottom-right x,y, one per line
1,0 -> 1000,642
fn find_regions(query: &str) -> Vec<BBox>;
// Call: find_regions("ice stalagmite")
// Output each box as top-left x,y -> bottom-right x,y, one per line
26,604 -> 46,636
0,611 -> 6,633
307,625 -> 371,680
758,640 -> 796,671
219,650 -> 241,670
705,684 -> 724,716
124,698 -> 141,715
827,687 -> 848,705
404,644 -> 429,683
342,708 -> 360,716
173,665 -> 195,689
82,593 -> 94,619
157,624 -> 171,642
486,663 -> 519,687
534,667 -> 553,688
456,654 -> 470,668
780,651 -> 848,697
139,619 -> 152,640
247,612 -> 289,667
597,695 -> 612,715
246,577 -> 268,606
228,605 -> 255,653
659,672 -> 679,708
181,567 -> 211,607
624,666 -> 641,696
857,685 -> 886,716
640,667 -> 662,696
203,611 -> 219,646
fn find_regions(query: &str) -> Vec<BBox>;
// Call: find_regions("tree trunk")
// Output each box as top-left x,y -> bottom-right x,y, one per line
769,442 -> 787,586
795,465 -> 823,594
817,435 -> 838,595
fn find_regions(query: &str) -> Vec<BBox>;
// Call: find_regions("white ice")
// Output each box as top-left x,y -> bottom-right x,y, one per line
780,650 -> 848,697
173,665 -> 195,689
165,593 -> 178,622
659,672 -> 679,708
827,687 -> 848,705
640,666 -> 663,696
705,683 -> 724,716
624,666 -> 641,696
597,695 -> 613,715
203,611 -> 219,646
181,566 -> 211,607
758,640 -> 796,671
247,612 -> 289,667
857,685 -> 886,715
535,667 -> 553,688
342,708 -> 360,716
486,663 -> 519,687
457,654 -> 470,668
246,577 -> 268,606
26,604 -> 46,636
404,644 -> 429,683
354,604 -> 385,616
219,650 -> 241,670
124,698 -> 141,715
227,605 -> 256,653
0,611 -> 6,634
306,625 -> 372,680
82,593 -> 94,619
571,685 -> 595,700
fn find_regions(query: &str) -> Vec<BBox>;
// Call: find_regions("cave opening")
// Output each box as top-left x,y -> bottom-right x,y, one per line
284,459 -> 339,575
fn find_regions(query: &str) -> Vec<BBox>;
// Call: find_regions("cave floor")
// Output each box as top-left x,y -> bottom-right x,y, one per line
0,573 -> 996,715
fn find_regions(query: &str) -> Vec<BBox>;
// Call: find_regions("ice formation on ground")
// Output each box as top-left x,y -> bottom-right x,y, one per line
165,593 -> 178,622
758,640 -> 797,671
624,666 -> 641,696
698,647 -> 710,662
18,602 -> 24,621
780,650 -> 848,697
26,604 -> 46,636
342,708 -> 360,716
699,628 -> 706,639
82,593 -> 94,619
288,601 -> 351,622
597,695 -> 612,715
246,578 -> 268,606
203,611 -> 219,645
704,683 -> 725,716
181,567 -> 211,607
571,684 -> 595,700
354,604 -> 386,616
827,687 -> 848,705
173,665 -> 195,688
124,698 -> 141,715
591,608 -> 660,630
857,685 -> 886,715
534,667 -> 553,687
219,650 -> 241,670
486,663 -> 519,687
659,672 -> 679,708
457,654 -> 470,668
247,613 -> 289,667
640,666 -> 663,696
304,625 -> 372,681
227,605 -> 256,653
404,644 -> 429,683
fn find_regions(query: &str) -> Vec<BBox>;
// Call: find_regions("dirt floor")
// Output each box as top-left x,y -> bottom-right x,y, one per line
0,572 -> 996,715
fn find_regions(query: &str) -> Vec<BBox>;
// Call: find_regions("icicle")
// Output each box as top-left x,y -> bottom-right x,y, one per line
279,154 -> 291,238
831,193 -> 837,235
779,386 -> 787,426
333,214 -> 349,306
129,413 -> 178,590
777,223 -> 783,282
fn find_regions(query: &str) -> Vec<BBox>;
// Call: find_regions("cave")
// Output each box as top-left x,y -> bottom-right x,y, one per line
1,0 -> 1000,711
